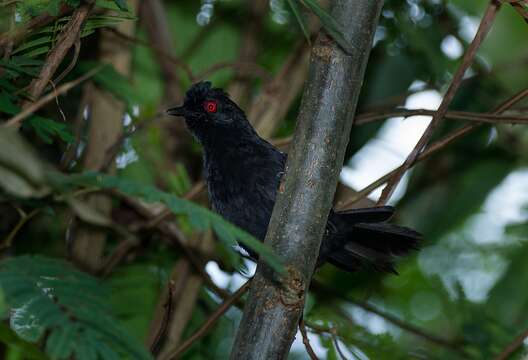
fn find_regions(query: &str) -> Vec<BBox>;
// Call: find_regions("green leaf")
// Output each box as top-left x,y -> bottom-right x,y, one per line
0,127 -> 51,198
287,0 -> 311,44
300,0 -> 353,54
0,323 -> 49,360
79,62 -> 141,109
0,256 -> 153,360
67,198 -> 114,227
12,36 -> 54,56
45,0 -> 62,17
487,241 -> 528,327
107,265 -> 165,340
0,92 -> 74,144
50,171 -> 285,275
25,116 -> 75,144
0,58 -> 40,77
113,0 -> 128,11
65,0 -> 81,6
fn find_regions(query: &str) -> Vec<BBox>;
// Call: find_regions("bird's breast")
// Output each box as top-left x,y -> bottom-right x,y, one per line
204,155 -> 279,241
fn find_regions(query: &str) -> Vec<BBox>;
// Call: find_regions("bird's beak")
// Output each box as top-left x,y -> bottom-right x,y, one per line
166,105 -> 186,117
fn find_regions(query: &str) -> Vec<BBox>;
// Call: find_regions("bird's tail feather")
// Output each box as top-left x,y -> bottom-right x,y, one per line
328,208 -> 422,273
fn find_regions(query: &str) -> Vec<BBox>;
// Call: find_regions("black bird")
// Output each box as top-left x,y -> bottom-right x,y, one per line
168,81 -> 421,273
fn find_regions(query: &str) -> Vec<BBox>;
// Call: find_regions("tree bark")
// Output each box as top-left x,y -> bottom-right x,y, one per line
70,0 -> 138,271
230,1 -> 384,359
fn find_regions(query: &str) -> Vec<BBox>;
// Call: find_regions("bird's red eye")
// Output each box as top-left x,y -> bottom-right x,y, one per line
204,100 -> 217,113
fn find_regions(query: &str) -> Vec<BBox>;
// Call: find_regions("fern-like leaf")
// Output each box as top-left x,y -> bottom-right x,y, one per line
50,171 -> 286,274
0,256 -> 153,360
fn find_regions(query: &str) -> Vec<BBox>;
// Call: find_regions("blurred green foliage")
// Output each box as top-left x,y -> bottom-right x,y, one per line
0,0 -> 527,359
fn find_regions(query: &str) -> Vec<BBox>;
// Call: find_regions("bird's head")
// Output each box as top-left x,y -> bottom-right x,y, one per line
167,81 -> 252,143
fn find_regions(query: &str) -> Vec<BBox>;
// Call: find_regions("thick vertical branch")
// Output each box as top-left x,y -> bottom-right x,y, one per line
230,1 -> 383,359
70,0 -> 139,271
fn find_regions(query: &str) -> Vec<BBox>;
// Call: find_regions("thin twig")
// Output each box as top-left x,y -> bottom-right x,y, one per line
20,0 -> 95,117
159,280 -> 251,360
60,83 -> 91,169
97,238 -> 139,277
118,193 -> 235,304
493,327 -> 528,360
0,4 -> 74,49
1,2 -> 16,65
299,317 -> 320,360
194,61 -> 272,83
101,113 -> 164,171
150,281 -> 176,355
137,181 -> 206,230
52,35 -> 81,85
104,27 -> 194,81
340,87 -> 528,209
355,108 -> 528,125
0,208 -> 40,250
4,66 -> 102,127
140,0 -> 183,101
311,281 -> 465,354
332,332 -> 350,360
377,0 -> 502,205
340,302 -> 461,351
503,0 -> 528,22
332,340 -> 349,360
97,181 -> 206,277
268,107 -> 528,152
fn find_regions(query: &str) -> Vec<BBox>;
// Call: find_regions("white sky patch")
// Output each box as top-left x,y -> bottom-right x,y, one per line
373,26 -> 387,47
346,305 -> 389,335
465,169 -> 528,245
123,113 -> 133,127
115,138 -> 138,168
132,105 -> 140,117
459,16 -> 480,42
291,331 -> 326,358
441,35 -> 463,59
341,90 -> 442,203
196,0 -> 214,26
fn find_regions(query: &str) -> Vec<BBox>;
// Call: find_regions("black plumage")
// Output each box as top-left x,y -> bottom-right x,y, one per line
168,81 -> 421,273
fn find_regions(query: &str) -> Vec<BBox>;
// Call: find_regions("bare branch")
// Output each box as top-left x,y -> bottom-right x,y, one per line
159,281 -> 251,360
105,28 -> 194,82
377,0 -> 503,205
0,4 -> 73,50
502,0 -> 528,22
20,1 -> 95,118
299,318 -> 319,360
493,327 -> 528,360
339,87 -> 528,209
3,66 -> 101,128
355,108 -> 528,125
149,281 -> 176,355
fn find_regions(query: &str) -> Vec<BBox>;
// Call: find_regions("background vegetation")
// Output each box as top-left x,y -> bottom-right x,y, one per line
0,0 -> 527,359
